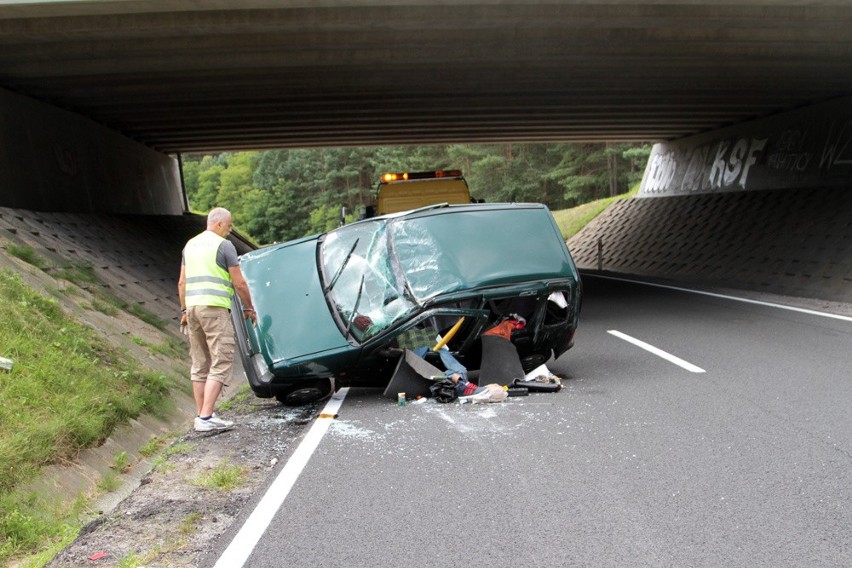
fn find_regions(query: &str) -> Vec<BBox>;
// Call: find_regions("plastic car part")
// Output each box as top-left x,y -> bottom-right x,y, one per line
383,349 -> 442,400
513,379 -> 562,393
478,335 -> 526,386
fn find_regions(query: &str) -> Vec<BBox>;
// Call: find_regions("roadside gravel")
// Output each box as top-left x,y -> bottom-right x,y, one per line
46,394 -> 318,567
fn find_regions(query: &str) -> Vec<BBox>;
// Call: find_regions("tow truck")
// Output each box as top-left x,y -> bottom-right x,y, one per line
363,169 -> 479,217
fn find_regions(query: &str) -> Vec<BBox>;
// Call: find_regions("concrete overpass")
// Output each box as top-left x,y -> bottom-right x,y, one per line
0,1 -> 851,305
2,1 -> 852,152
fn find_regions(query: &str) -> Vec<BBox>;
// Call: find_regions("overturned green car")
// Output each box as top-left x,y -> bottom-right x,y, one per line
231,202 -> 582,404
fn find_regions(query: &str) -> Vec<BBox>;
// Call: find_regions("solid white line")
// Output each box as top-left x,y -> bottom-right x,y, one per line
213,387 -> 350,568
608,330 -> 706,373
587,274 -> 852,323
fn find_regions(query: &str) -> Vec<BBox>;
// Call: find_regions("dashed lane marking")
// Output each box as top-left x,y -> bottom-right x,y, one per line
608,329 -> 707,373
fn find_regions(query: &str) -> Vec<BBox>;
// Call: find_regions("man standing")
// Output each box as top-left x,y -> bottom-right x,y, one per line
178,207 -> 257,432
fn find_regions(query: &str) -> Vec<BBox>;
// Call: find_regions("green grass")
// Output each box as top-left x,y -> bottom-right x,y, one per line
150,337 -> 185,359
54,262 -> 98,286
131,336 -> 184,359
6,245 -> 168,332
124,303 -> 167,330
0,269 -> 178,563
118,551 -> 147,568
0,492 -> 80,565
115,516 -> 193,567
217,384 -> 253,412
89,297 -> 120,316
96,472 -> 121,493
150,441 -> 194,473
112,451 -> 131,473
552,183 -> 640,239
6,244 -> 49,270
139,435 -> 170,458
179,512 -> 202,537
192,459 -> 246,491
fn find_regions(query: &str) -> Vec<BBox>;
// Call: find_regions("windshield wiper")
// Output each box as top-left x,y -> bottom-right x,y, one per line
325,237 -> 359,293
345,274 -> 366,336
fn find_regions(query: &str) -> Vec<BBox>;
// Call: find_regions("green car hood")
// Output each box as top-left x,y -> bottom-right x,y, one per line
240,238 -> 349,364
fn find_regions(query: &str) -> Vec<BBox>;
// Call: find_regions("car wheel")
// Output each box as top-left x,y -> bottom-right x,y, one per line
274,378 -> 333,406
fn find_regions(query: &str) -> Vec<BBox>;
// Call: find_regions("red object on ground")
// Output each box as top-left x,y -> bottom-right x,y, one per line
88,551 -> 109,561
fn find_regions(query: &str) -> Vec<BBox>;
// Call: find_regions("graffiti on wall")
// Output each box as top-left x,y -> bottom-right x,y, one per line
643,137 -> 767,194
53,143 -> 79,177
819,119 -> 852,169
639,99 -> 852,197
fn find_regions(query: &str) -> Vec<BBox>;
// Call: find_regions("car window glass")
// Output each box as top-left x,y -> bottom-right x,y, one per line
389,217 -> 462,301
391,209 -> 571,301
320,221 -> 416,341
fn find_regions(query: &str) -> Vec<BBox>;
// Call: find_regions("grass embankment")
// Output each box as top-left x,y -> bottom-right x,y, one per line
0,264 -> 178,564
552,184 -> 640,239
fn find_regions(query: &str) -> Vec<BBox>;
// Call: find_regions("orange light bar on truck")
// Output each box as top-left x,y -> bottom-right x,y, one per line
382,172 -> 409,182
380,170 -> 462,182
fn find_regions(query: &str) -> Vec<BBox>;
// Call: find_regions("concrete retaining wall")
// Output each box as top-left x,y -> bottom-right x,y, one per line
0,88 -> 183,215
568,186 -> 852,303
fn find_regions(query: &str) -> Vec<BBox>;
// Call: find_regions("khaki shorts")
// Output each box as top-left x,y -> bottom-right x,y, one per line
187,305 -> 235,384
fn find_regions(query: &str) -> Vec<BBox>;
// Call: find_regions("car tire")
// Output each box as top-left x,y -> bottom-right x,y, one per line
274,378 -> 333,406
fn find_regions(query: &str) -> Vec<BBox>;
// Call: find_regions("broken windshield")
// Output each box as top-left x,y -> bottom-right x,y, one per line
320,220 -> 416,341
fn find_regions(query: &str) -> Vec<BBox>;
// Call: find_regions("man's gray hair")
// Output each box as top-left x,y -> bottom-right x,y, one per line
207,207 -> 231,226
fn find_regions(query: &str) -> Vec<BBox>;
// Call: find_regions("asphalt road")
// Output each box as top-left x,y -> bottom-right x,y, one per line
207,275 -> 852,567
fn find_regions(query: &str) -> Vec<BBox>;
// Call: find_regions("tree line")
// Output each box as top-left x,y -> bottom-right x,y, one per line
182,142 -> 651,245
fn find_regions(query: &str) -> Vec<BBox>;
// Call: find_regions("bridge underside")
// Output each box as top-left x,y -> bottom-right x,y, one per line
2,1 -> 852,153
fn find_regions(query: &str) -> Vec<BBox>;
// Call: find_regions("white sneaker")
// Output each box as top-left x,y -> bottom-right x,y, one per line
210,414 -> 234,428
210,413 -> 234,427
458,390 -> 491,405
194,415 -> 234,432
459,385 -> 506,404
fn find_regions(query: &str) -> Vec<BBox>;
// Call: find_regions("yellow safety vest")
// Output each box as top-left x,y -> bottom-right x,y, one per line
184,231 -> 234,309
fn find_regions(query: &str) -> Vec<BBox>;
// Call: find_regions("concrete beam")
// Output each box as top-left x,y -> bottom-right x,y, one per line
2,2 -> 852,152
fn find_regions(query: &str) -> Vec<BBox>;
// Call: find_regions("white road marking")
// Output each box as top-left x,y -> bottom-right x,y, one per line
589,274 -> 852,323
213,388 -> 350,568
608,329 -> 706,373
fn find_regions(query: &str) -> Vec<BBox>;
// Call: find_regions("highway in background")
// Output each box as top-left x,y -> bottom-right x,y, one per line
207,275 -> 852,567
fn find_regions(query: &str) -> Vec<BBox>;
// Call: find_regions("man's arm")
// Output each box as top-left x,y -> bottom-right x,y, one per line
178,264 -> 187,325
229,265 -> 257,324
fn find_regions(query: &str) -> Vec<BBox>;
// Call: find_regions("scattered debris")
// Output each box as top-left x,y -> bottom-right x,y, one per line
458,383 -> 508,404
514,363 -> 563,392
0,356 -> 12,371
383,326 -> 565,405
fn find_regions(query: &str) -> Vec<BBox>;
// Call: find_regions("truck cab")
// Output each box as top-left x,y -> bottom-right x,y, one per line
373,169 -> 476,216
